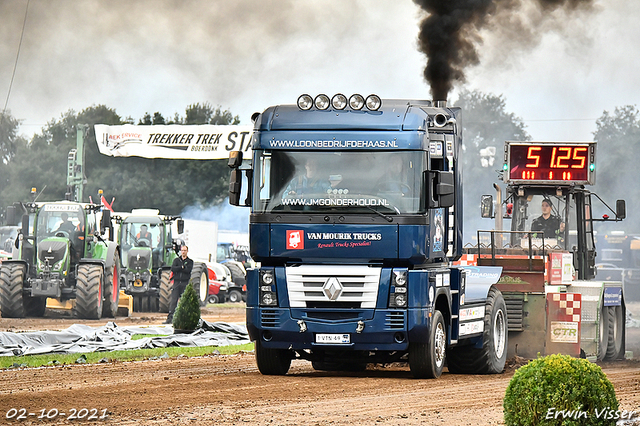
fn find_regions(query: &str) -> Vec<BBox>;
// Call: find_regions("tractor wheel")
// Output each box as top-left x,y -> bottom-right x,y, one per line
597,302 -> 609,361
447,287 -> 508,374
605,305 -> 625,360
0,263 -> 27,318
74,264 -> 104,319
225,262 -> 246,288
228,289 -> 243,303
102,251 -> 120,318
190,263 -> 208,307
255,338 -> 292,375
409,309 -> 446,379
158,270 -> 172,313
207,294 -> 219,304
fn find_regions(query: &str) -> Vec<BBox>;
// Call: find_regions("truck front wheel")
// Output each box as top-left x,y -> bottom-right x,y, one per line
0,263 -> 27,318
409,309 -> 446,379
75,264 -> 103,319
255,339 -> 292,375
447,287 -> 508,374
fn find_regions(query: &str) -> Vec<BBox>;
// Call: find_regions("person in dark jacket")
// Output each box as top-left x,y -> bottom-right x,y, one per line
164,245 -> 194,324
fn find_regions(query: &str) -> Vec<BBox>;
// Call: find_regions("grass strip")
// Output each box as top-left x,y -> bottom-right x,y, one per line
1,342 -> 254,369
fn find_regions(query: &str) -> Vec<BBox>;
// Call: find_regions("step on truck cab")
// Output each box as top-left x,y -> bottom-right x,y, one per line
229,95 -> 508,378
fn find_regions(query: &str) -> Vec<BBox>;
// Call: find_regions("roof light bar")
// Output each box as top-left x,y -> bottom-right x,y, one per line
297,94 -> 382,111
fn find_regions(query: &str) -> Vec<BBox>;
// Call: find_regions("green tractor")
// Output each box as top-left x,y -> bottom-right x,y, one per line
116,210 -> 209,312
0,201 -> 120,319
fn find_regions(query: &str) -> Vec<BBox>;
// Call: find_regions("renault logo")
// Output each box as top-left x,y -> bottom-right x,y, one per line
323,277 -> 343,301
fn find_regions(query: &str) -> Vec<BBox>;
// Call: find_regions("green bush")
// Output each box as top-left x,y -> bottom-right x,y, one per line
504,354 -> 618,426
172,283 -> 201,331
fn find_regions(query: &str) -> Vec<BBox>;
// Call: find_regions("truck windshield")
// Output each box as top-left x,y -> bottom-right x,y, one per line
253,151 -> 425,214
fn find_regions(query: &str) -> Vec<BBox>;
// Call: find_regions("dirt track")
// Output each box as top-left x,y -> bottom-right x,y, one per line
1,305 -> 639,425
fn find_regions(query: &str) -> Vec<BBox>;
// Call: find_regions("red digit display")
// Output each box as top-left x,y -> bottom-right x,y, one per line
506,143 -> 594,184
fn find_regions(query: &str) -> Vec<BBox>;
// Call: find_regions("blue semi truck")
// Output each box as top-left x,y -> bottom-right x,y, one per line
228,95 -> 507,378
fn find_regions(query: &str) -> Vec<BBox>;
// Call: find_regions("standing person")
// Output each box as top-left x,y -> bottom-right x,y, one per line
164,245 -> 194,324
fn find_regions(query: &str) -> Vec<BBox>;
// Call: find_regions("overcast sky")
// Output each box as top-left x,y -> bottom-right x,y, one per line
1,0 -> 638,143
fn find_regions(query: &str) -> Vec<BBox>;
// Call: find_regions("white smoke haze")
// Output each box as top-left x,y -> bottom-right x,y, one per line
181,198 -> 248,233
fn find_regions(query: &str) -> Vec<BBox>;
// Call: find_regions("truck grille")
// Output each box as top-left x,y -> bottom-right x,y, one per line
286,265 -> 381,309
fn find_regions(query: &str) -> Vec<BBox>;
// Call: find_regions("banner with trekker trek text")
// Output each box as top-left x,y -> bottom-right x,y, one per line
94,124 -> 253,159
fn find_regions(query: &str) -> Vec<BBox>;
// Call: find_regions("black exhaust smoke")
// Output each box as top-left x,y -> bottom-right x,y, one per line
413,0 -> 596,101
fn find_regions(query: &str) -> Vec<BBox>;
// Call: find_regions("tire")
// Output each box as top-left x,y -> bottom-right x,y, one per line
74,264 -> 103,319
207,294 -> 219,304
597,302 -> 609,361
225,262 -> 246,287
102,251 -> 120,318
409,309 -> 446,379
0,263 -> 27,318
255,338 -> 292,375
447,287 -> 508,374
158,270 -> 172,313
190,263 -> 208,307
228,289 -> 243,303
605,305 -> 625,360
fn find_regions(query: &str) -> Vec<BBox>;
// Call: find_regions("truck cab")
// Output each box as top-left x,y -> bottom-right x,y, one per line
229,95 -> 507,378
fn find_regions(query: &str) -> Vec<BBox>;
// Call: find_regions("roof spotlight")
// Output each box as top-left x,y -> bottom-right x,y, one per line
331,94 -> 347,110
365,95 -> 382,111
297,94 -> 313,110
349,94 -> 365,110
314,94 -> 330,110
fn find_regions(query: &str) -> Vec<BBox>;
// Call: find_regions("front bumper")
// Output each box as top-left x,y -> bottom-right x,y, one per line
247,306 -> 433,352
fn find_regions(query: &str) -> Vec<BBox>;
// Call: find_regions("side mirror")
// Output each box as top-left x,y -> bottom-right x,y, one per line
428,170 -> 455,208
101,209 -> 111,233
177,219 -> 184,234
21,214 -> 29,237
6,206 -> 16,226
229,169 -> 243,206
481,195 -> 494,218
616,199 -> 626,220
228,150 -> 243,169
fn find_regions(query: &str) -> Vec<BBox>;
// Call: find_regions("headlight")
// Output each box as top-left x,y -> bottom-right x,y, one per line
331,93 -> 347,110
260,269 -> 277,306
349,94 -> 365,110
389,269 -> 408,308
314,94 -> 330,110
297,94 -> 313,110
365,94 -> 382,111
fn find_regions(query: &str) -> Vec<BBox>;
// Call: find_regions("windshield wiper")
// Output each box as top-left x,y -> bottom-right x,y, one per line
366,205 -> 395,222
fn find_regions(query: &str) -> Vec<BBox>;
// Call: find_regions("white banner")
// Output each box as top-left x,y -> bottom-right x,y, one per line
94,124 -> 253,159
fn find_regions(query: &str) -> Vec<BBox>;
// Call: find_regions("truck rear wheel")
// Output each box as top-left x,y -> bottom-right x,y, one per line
255,339 -> 292,375
409,309 -> 446,379
102,251 -> 120,318
0,263 -> 27,318
158,270 -> 171,313
605,305 -> 624,360
190,263 -> 208,307
447,287 -> 507,374
75,264 -> 103,319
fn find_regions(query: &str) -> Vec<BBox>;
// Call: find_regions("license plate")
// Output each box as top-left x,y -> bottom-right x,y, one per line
315,333 -> 350,344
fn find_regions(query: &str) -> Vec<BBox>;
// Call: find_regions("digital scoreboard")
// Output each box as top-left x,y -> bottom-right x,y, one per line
503,141 -> 596,185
